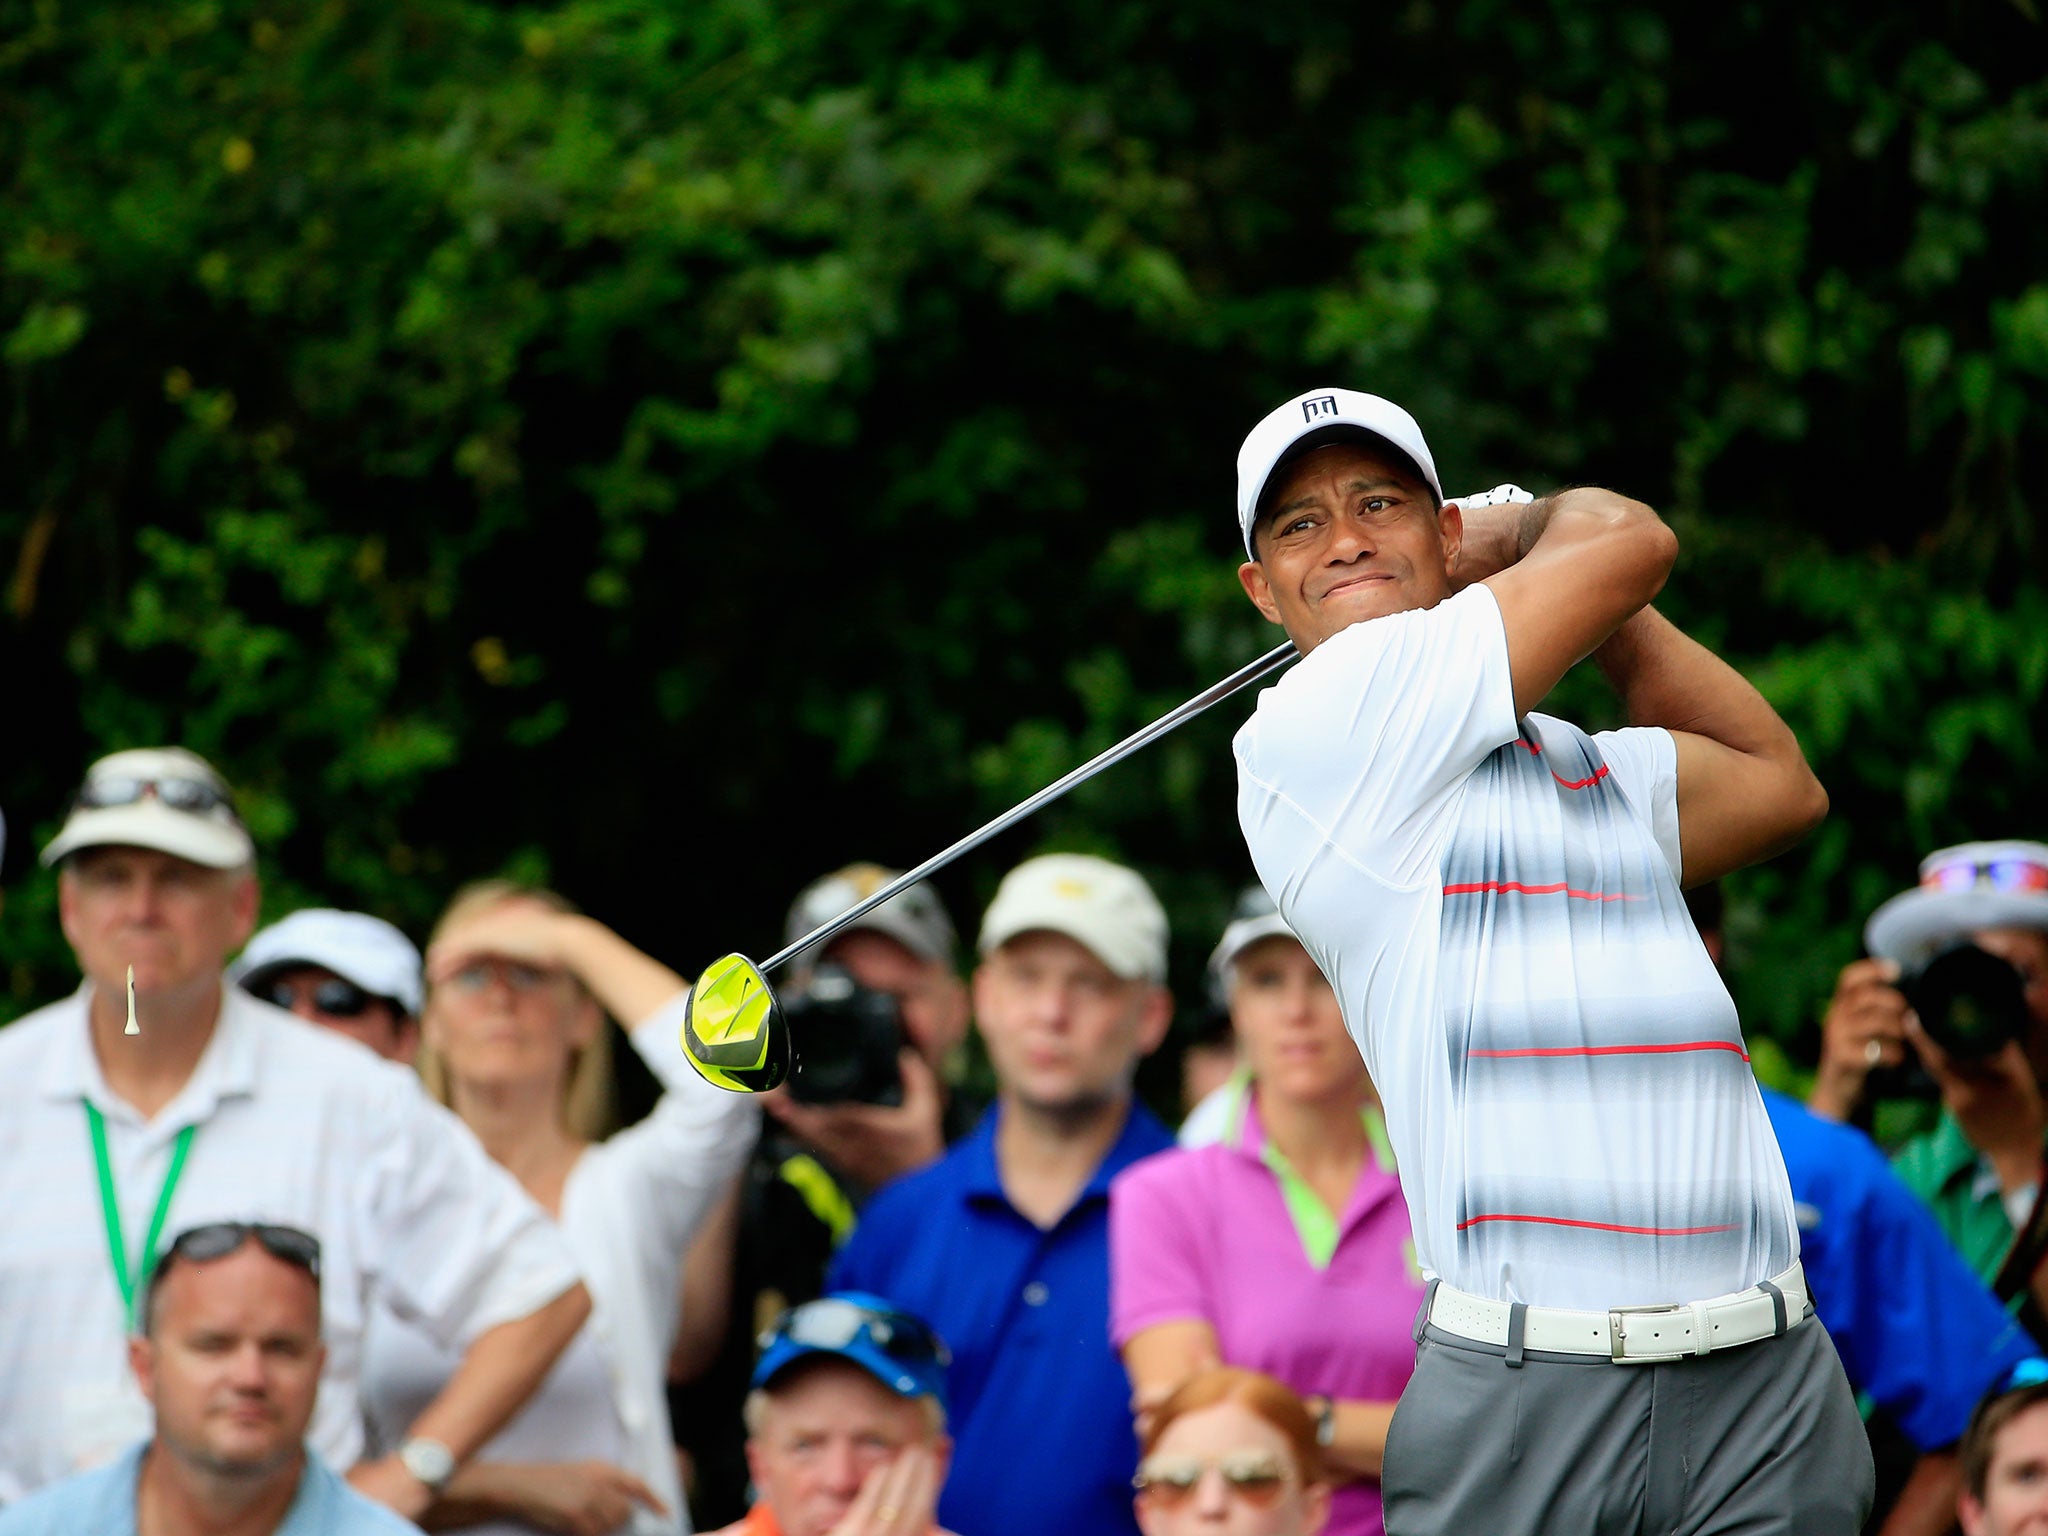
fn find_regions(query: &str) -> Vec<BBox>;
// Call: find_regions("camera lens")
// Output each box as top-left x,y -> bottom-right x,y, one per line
1901,942 -> 2030,1062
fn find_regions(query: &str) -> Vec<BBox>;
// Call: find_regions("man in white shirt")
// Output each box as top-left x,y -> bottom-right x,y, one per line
0,747 -> 591,1521
1228,389 -> 1872,1534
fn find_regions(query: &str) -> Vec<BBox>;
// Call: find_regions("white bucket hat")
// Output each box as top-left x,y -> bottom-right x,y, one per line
1864,840 -> 2048,967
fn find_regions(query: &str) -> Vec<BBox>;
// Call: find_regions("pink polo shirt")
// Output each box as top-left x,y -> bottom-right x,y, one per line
1109,1089 -> 1424,1536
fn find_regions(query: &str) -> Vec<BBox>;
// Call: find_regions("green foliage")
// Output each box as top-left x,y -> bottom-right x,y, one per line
3,0 -> 2043,1083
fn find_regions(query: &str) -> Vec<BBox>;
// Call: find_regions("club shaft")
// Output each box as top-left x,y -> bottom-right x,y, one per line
760,640 -> 1299,976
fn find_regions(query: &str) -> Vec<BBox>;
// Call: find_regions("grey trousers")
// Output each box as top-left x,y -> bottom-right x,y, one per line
1382,1314 -> 1875,1536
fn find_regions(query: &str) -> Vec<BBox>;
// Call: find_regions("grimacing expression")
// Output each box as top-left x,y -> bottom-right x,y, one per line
1961,1399 -> 2048,1536
972,930 -> 1170,1117
1237,441 -> 1461,655
745,1361 -> 945,1536
130,1241 -> 324,1482
1227,936 -> 1365,1107
60,846 -> 258,1006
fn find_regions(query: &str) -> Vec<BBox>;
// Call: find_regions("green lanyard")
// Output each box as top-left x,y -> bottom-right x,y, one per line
84,1102 -> 196,1331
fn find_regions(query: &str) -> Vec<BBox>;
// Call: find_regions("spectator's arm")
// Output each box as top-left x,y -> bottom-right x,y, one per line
1873,1450 -> 1961,1536
671,1179 -> 742,1387
420,1458 -> 665,1533
1121,1321 -> 1222,1439
425,906 -> 685,1028
349,1283 -> 591,1519
1592,607 -> 1827,885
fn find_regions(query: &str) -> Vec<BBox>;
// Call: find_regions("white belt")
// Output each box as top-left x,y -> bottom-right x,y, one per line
1425,1262 -> 1810,1364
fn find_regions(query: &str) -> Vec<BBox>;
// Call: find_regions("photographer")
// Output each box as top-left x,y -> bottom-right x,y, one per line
1809,841 -> 2048,1307
671,865 -> 970,1529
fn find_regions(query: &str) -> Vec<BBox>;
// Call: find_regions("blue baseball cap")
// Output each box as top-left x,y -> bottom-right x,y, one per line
751,1292 -> 951,1408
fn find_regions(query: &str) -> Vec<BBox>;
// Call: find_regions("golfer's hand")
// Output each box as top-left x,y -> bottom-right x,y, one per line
1910,1017 -> 2048,1195
496,1460 -> 668,1536
347,1455 -> 434,1522
829,1445 -> 944,1536
1809,959 -> 1910,1121
767,1050 -> 947,1189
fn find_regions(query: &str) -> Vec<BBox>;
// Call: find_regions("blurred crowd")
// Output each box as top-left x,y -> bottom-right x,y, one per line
0,744 -> 2044,1536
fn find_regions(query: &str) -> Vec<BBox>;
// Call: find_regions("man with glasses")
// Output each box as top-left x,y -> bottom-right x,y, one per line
1808,841 -> 2048,1306
235,909 -> 425,1064
0,1221 -> 419,1534
709,1293 -> 957,1536
0,747 -> 591,1520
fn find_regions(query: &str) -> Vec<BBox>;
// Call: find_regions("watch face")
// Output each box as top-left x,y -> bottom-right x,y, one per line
400,1437 -> 456,1488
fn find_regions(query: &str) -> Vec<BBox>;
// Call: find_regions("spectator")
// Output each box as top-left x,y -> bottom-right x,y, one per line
1112,886 -> 1418,1536
1690,883 -> 2036,1536
234,909 -> 424,1063
0,747 -> 590,1518
358,882 -> 759,1535
707,1292 -> 957,1536
1133,1367 -> 1331,1536
1811,843 -> 2048,1290
1957,1361 -> 2048,1536
673,864 -> 968,1526
828,852 -> 1176,1536
0,1221 -> 418,1535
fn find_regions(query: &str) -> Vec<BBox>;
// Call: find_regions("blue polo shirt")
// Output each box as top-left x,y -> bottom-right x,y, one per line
0,1442 -> 421,1534
1763,1088 -> 2036,1449
828,1099 -> 1175,1536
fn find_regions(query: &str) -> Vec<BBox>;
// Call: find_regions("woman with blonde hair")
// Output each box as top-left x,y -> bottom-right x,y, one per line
1135,1367 -> 1332,1536
361,880 -> 759,1535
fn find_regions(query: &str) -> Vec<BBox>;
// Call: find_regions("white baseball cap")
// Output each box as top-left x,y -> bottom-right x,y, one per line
978,853 -> 1168,983
1864,840 -> 2048,967
1235,387 -> 1444,559
785,862 -> 957,969
233,908 -> 425,1016
42,747 -> 254,870
1207,884 -> 1297,983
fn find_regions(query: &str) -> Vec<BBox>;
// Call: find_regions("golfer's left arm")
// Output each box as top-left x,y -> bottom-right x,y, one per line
1594,608 -> 1827,885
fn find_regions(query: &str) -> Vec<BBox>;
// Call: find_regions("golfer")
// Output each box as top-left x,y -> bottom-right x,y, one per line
1228,388 -> 1873,1535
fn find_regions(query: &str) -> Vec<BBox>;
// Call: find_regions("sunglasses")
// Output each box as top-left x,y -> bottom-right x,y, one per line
444,959 -> 558,994
73,775 -> 242,821
763,1296 -> 952,1372
1134,1450 -> 1293,1510
158,1222 -> 322,1281
1923,856 -> 2048,895
255,976 -> 386,1020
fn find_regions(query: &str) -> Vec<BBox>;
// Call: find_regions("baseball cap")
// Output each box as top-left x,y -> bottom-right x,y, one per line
751,1292 -> 951,1408
1235,387 -> 1444,559
784,862 -> 957,969
1865,841 -> 2048,967
233,909 -> 425,1017
1207,884 -> 1297,984
978,853 -> 1168,983
41,747 -> 254,870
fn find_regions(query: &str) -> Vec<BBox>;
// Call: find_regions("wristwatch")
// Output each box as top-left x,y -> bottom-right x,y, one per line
398,1436 -> 457,1493
1311,1396 -> 1336,1448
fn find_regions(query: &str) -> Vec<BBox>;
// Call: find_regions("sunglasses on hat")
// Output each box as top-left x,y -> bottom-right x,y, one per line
762,1296 -> 951,1372
1922,854 -> 2048,895
1134,1450 -> 1293,1510
73,775 -> 241,821
156,1221 -> 322,1282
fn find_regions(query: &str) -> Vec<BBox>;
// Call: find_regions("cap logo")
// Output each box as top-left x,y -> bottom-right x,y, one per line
1301,395 -> 1339,423
1054,879 -> 1090,899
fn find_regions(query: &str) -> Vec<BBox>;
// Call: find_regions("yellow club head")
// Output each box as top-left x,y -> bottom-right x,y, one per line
681,953 -> 790,1093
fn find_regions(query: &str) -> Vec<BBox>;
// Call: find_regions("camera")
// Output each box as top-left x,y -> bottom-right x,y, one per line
783,963 -> 906,1107
1899,941 -> 2032,1063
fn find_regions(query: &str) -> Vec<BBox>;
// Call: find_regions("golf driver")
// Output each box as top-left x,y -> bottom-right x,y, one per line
679,482 -> 1533,1092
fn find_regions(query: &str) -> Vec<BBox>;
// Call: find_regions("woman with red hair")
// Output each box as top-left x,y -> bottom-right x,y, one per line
1134,1367 -> 1332,1536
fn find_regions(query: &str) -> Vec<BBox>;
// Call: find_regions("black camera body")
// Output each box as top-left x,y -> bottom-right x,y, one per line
1899,941 -> 2031,1063
783,963 -> 906,1107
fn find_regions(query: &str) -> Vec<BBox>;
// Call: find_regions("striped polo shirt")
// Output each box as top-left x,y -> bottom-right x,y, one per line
1234,585 -> 1798,1310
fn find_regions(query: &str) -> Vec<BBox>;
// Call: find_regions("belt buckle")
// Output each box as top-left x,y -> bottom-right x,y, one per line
1607,1304 -> 1689,1364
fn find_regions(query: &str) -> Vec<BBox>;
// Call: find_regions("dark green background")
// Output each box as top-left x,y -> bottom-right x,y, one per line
5,0 -> 2044,1099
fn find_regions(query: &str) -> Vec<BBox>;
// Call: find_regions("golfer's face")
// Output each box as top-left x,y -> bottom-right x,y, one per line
1238,443 -> 1458,653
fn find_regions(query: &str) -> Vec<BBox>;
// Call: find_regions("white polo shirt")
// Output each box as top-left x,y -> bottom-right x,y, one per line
1234,585 -> 1798,1310
0,984 -> 582,1498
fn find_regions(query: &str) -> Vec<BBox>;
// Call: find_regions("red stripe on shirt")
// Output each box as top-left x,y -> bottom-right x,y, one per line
1455,1213 -> 1741,1236
1509,736 -> 1609,790
1442,881 -> 1639,902
1468,1041 -> 1751,1062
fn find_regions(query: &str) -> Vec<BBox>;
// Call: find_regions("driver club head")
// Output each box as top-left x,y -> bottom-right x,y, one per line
680,953 -> 792,1094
